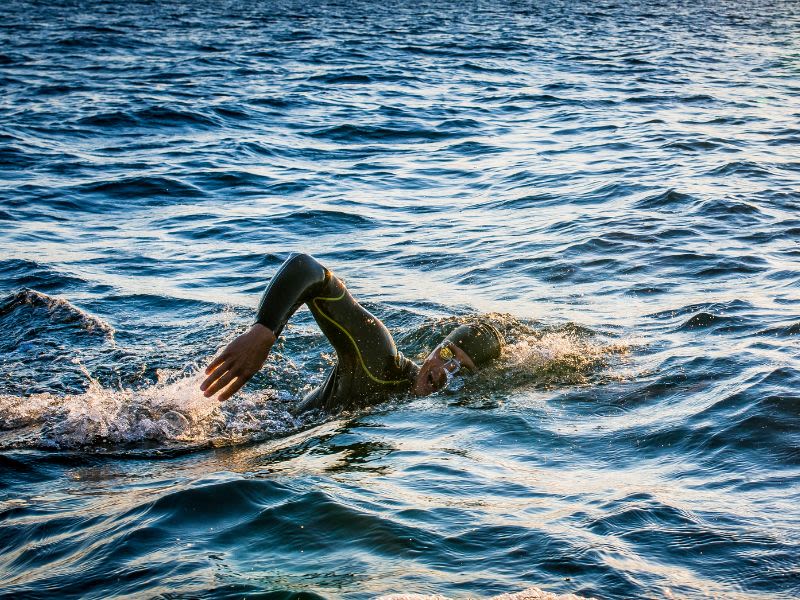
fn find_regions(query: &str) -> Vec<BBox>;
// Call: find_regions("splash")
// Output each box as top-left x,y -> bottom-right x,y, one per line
496,324 -> 632,389
0,367 -> 301,450
409,315 -> 633,392
0,313 -> 633,450
417,317 -> 635,402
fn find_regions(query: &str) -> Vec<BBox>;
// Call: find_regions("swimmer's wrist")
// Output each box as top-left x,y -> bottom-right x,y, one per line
250,323 -> 277,346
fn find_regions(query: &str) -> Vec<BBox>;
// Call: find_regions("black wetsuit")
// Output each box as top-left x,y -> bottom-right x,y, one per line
256,253 -> 418,413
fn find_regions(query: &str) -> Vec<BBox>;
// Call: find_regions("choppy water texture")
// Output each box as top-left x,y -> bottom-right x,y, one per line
1,0 -> 799,597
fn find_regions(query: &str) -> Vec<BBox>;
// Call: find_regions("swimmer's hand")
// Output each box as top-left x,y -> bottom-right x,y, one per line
201,324 -> 277,401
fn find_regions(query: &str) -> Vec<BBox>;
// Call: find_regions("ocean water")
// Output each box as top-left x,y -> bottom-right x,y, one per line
1,0 -> 799,597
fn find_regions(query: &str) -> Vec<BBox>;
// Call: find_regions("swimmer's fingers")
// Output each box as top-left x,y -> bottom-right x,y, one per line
200,357 -> 231,392
205,352 -> 228,375
200,325 -> 275,398
202,367 -> 240,398
218,376 -> 250,402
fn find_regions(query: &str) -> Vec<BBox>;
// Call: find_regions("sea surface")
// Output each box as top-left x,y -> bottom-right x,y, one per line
1,0 -> 799,598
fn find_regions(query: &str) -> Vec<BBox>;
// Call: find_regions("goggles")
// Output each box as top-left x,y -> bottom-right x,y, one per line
438,344 -> 462,390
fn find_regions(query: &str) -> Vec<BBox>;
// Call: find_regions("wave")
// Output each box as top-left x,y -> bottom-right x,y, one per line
551,124 -> 618,136
33,82 -> 91,96
211,104 -> 250,120
398,44 -> 460,56
459,61 -> 519,75
757,320 -> 800,337
378,586 -> 592,599
248,96 -> 293,108
625,93 -> 715,105
693,256 -> 767,278
0,289 -> 113,339
625,366 -> 800,466
437,117 -> 484,130
268,208 -> 376,232
308,123 -> 458,142
188,169 -> 277,193
693,198 -> 762,225
767,128 -> 800,146
75,105 -> 218,129
705,161 -> 774,178
75,175 -> 205,200
0,288 -> 118,397
56,36 -> 106,48
662,138 -> 730,152
645,299 -> 754,321
632,189 -> 696,210
0,143 -> 39,169
0,259 -> 86,292
307,72 -> 373,84
443,140 -> 504,155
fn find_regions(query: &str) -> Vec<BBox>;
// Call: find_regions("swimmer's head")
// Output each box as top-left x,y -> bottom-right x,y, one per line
412,321 -> 504,396
442,323 -> 503,367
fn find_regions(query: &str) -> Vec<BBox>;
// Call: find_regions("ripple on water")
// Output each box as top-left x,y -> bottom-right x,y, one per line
75,175 -> 205,201
74,105 -> 219,129
307,123 -> 461,143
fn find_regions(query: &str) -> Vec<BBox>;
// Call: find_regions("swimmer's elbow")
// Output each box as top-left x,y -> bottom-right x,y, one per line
285,252 -> 322,271
281,252 -> 330,290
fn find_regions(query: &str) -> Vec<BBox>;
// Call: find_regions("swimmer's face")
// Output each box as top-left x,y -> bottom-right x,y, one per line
412,342 -> 476,396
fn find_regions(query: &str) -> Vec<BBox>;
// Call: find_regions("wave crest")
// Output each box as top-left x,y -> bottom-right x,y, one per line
0,288 -> 114,340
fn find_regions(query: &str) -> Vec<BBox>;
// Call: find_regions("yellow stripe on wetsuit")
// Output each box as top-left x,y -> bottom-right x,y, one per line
312,291 -> 408,386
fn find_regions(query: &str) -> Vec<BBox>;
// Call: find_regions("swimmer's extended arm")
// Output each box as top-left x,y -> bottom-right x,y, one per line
202,253 -> 413,404
201,253 -> 330,401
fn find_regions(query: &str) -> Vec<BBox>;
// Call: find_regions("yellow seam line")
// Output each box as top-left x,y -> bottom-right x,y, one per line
312,291 -> 407,386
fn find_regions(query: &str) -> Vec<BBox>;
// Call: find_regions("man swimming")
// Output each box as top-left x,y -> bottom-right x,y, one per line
201,253 -> 503,412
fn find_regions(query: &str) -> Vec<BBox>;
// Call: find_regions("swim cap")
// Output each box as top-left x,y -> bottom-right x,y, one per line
443,322 -> 503,368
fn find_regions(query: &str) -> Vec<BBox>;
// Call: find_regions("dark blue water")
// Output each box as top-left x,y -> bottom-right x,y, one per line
1,0 -> 799,597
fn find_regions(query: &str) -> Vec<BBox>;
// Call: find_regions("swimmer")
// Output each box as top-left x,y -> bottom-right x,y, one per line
200,253 -> 503,412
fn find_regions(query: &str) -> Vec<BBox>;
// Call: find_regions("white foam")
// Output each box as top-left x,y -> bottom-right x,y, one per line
0,367 -> 300,449
478,326 -> 632,391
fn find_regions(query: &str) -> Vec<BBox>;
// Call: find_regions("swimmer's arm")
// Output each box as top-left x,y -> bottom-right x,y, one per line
201,253 -> 330,400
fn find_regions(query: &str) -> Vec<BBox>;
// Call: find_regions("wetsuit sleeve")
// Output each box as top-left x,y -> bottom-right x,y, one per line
256,253 -> 416,414
255,253 -> 332,338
